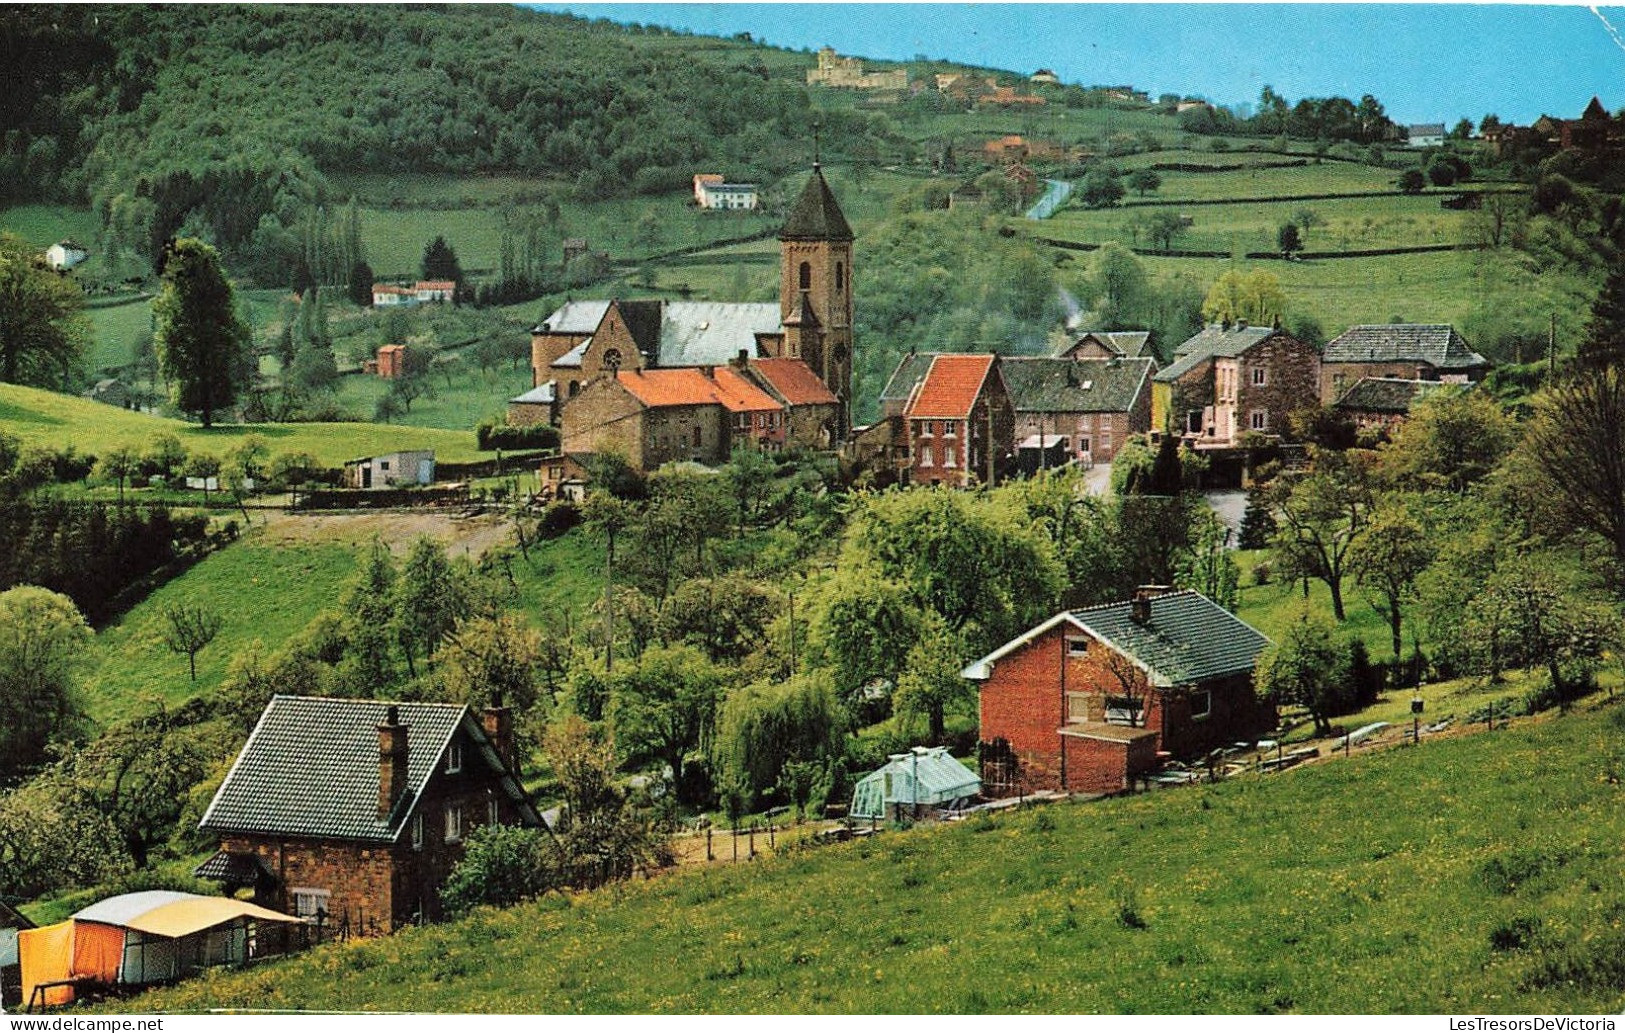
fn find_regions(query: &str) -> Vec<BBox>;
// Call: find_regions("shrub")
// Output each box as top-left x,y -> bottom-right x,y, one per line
538,500 -> 581,539
477,421 -> 560,452
441,823 -> 555,915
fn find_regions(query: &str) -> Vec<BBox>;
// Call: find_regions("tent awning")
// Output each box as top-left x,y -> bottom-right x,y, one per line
122,898 -> 301,939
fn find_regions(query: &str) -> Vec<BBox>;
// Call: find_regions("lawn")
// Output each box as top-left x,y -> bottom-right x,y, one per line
0,382 -> 485,466
115,701 -> 1625,1013
1102,160 -> 1410,202
77,538 -> 361,721
0,204 -> 100,249
85,296 -> 155,373
337,362 -> 531,431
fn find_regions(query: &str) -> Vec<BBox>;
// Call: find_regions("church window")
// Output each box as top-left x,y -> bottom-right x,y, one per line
798,262 -> 811,291
602,348 -> 622,372
836,262 -> 845,292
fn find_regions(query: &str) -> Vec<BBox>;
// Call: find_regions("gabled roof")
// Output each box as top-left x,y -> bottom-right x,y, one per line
905,354 -> 997,419
1156,324 -> 1282,383
963,590 -> 1269,688
510,381 -> 556,405
780,166 -> 854,242
616,368 -> 781,413
1001,356 -> 1153,413
750,357 -> 838,405
655,302 -> 781,366
1333,376 -> 1468,413
880,352 -> 938,406
200,696 -> 540,843
614,299 -> 666,356
1058,331 -> 1153,359
1322,324 -> 1487,370
710,366 -> 782,413
534,300 -> 611,336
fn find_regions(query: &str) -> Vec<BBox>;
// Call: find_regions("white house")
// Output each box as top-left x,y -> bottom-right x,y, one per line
414,280 -> 455,303
372,284 -> 416,307
45,240 -> 88,271
1407,123 -> 1447,148
343,450 -> 435,489
696,181 -> 760,211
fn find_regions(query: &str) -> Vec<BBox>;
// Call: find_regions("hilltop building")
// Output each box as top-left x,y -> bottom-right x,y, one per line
693,175 -> 760,210
806,47 -> 907,91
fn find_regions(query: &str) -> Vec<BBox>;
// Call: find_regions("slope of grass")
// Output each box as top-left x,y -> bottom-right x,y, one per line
0,204 -> 101,249
0,383 -> 484,465
116,702 -> 1625,1014
77,539 -> 361,721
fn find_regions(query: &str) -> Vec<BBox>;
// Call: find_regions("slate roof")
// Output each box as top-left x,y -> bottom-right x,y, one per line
1057,331 -> 1152,359
880,352 -> 938,407
509,381 -> 556,405
655,302 -> 781,366
906,354 -> 997,419
1156,325 -> 1280,382
1321,324 -> 1487,370
200,696 -> 540,843
533,300 -> 611,336
963,590 -> 1269,688
1333,377 -> 1466,413
780,166 -> 855,242
750,357 -> 838,405
1001,356 -> 1153,414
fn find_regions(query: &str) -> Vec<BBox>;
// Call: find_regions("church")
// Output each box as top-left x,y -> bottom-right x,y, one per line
521,165 -> 855,470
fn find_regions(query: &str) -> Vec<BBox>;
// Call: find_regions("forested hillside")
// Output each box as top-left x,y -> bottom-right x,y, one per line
1,5 -> 885,279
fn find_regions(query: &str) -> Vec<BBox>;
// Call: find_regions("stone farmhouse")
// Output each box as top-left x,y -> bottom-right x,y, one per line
1319,323 -> 1488,404
1332,377 -> 1472,435
195,696 -> 543,933
965,588 -> 1274,796
1152,321 -> 1320,444
1002,355 -> 1155,468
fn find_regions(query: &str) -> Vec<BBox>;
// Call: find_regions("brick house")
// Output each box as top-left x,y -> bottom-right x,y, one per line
559,366 -> 783,470
376,343 -> 407,380
901,354 -> 1013,488
195,696 -> 543,933
964,589 -> 1274,795
1319,324 -> 1488,405
1001,356 -> 1154,467
1332,377 -> 1471,435
1152,322 -> 1320,445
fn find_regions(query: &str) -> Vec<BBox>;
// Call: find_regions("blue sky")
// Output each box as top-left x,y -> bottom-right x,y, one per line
526,3 -> 1625,125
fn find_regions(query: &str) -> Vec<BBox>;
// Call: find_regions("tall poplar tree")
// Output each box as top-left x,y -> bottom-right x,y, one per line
153,238 -> 249,428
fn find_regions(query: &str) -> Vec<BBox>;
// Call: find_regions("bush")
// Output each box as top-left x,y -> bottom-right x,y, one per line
538,500 -> 582,539
440,823 -> 555,916
477,422 -> 560,451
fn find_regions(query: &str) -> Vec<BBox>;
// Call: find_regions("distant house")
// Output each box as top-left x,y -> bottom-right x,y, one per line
900,353 -> 1013,488
1029,69 -> 1060,86
376,343 -> 408,379
1176,99 -> 1212,114
693,174 -> 724,204
1319,323 -> 1488,404
45,240 -> 88,271
1534,97 -> 1621,150
965,588 -> 1275,796
1001,355 -> 1155,467
372,284 -> 415,307
806,47 -> 908,91
1406,123 -> 1447,148
343,450 -> 435,489
195,697 -> 543,932
562,238 -> 590,266
695,179 -> 760,211
1152,321 -> 1321,445
983,135 -> 1030,162
86,377 -> 133,409
1332,377 -> 1471,434
1003,162 -> 1041,202
414,280 -> 455,303
1056,330 -> 1155,361
537,451 -> 591,502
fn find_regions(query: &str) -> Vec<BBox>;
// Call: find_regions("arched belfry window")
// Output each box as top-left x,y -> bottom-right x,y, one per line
798,262 -> 811,291
836,262 -> 845,292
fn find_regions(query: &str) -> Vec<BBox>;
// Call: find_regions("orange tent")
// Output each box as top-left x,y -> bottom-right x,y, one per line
18,922 -> 73,1009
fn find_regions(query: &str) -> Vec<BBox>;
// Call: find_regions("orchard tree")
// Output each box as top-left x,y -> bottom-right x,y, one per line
161,604 -> 223,681
1081,168 -> 1126,209
1127,168 -> 1162,196
1348,498 -> 1432,659
892,622 -> 973,744
1517,366 -> 1625,574
1399,169 -> 1426,194
605,644 -> 725,789
1255,612 -> 1346,736
0,232 -> 89,387
153,238 -> 250,427
0,587 -> 90,782
1268,450 -> 1374,620
1378,388 -> 1515,493
393,536 -> 470,675
62,705 -> 208,868
1278,222 -> 1304,259
1147,211 -> 1189,251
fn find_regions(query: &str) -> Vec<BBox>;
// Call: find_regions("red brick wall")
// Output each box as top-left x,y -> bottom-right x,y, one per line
1237,333 -> 1320,437
1060,735 -> 1156,795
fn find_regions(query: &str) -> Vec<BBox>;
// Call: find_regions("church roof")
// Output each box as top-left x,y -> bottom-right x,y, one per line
656,302 -> 782,366
533,300 -> 610,336
780,166 -> 854,242
616,368 -> 781,413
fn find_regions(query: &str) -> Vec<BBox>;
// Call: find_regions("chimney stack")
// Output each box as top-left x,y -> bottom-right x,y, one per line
378,705 -> 409,820
734,348 -> 750,369
481,699 -> 516,774
1130,585 -> 1172,624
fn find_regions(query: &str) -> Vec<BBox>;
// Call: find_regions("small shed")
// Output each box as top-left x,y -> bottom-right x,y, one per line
343,450 -> 435,489
508,381 -> 557,427
850,747 -> 981,821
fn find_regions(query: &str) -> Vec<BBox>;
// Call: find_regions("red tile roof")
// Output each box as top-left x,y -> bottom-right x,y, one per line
415,280 -> 456,291
749,358 -> 838,405
906,354 -> 996,419
616,368 -> 780,414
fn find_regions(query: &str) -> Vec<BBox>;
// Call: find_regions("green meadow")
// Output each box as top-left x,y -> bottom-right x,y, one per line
115,701 -> 1625,1014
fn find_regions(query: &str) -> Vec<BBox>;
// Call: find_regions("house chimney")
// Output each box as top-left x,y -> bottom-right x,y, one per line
481,698 -> 515,774
734,348 -> 749,369
378,705 -> 409,820
1130,585 -> 1172,624
701,365 -> 715,379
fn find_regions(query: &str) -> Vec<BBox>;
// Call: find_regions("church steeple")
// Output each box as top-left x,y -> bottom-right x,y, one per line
779,165 -> 854,440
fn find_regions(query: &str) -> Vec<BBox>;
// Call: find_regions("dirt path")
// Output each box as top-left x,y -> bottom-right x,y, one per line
251,509 -> 516,558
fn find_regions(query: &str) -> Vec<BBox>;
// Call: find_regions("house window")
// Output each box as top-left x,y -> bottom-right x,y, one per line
943,446 -> 957,468
445,803 -> 465,843
918,420 -> 934,437
1252,366 -> 1267,387
411,812 -> 424,851
1100,429 -> 1112,455
1066,637 -> 1089,657
1250,410 -> 1268,432
446,741 -> 463,774
1189,689 -> 1212,720
918,445 -> 934,468
1105,696 -> 1144,726
291,888 -> 331,922
1066,693 -> 1091,723
568,381 -> 580,398
944,421 -> 958,438
488,798 -> 501,825
548,466 -> 562,481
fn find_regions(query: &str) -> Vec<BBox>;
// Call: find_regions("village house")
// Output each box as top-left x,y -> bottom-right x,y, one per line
194,696 -> 543,932
693,177 -> 760,211
507,381 -> 557,427
1152,321 -> 1320,445
1029,69 -> 1060,86
900,353 -> 1013,488
979,85 -> 1046,107
1001,355 -> 1155,468
530,164 -> 854,451
1405,123 -> 1446,148
745,355 -> 841,449
414,280 -> 455,303
45,240 -> 88,271
1319,323 -> 1489,404
343,450 -> 435,489
1533,97 -> 1622,151
559,364 -> 784,470
1332,377 -> 1471,435
965,588 -> 1274,796
1055,330 -> 1155,361
375,343 -> 408,379
537,452 -> 591,502
371,284 -> 415,307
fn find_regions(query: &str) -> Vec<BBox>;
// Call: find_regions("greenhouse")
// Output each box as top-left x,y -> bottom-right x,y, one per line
850,747 -> 981,821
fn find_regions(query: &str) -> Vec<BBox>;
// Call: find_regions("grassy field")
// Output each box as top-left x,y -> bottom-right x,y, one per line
77,539 -> 362,721
0,383 -> 485,466
1100,160 -> 1407,202
0,204 -> 101,249
1043,193 -> 1478,255
116,701 -> 1625,1013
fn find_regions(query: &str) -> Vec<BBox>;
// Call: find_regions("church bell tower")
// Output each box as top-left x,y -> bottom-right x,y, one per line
779,163 -> 854,439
